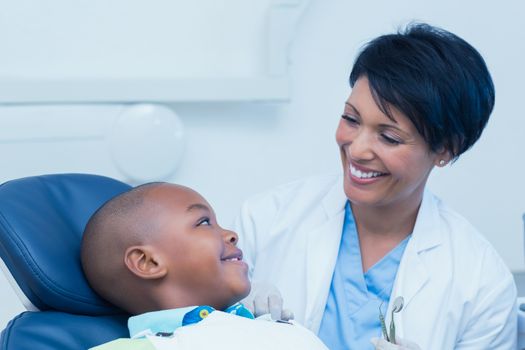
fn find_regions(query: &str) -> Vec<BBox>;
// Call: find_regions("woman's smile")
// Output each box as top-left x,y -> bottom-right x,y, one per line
348,161 -> 388,185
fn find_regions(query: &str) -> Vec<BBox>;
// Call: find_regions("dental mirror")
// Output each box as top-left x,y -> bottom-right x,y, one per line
389,296 -> 404,344
392,296 -> 404,313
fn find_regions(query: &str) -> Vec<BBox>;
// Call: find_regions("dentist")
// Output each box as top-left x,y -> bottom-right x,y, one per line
234,23 -> 517,349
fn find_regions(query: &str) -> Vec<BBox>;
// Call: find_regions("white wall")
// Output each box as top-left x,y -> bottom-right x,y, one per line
0,0 -> 271,79
1,0 -> 524,330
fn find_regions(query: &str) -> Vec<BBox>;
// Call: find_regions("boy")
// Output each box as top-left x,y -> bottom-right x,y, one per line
81,182 -> 328,350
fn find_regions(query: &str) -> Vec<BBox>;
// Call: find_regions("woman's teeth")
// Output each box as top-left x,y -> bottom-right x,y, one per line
350,164 -> 383,179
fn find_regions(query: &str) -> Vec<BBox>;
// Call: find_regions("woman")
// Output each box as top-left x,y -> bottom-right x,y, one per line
234,23 -> 517,349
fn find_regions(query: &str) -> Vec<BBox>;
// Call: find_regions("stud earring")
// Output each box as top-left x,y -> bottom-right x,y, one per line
439,159 -> 446,166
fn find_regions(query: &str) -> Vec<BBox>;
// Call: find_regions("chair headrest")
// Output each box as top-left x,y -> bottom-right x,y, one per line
1,311 -> 129,350
0,174 -> 132,315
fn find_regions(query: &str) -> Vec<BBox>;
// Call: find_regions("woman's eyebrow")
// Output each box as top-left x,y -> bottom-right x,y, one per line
344,102 -> 360,116
379,123 -> 403,131
186,203 -> 210,213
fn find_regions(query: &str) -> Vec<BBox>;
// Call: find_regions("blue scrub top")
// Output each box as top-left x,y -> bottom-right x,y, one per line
318,201 -> 410,350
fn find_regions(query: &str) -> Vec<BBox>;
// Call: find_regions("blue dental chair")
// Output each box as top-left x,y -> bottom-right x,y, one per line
0,174 -> 132,349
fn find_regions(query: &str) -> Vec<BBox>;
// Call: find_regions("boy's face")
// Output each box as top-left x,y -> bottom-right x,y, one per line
146,184 -> 250,310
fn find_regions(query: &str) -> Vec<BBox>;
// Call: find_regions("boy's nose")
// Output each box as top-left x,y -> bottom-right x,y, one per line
223,230 -> 238,245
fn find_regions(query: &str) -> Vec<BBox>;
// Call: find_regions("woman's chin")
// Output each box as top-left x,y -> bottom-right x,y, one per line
344,181 -> 376,205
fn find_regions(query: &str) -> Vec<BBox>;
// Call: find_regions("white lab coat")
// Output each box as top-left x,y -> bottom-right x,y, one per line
234,174 -> 517,350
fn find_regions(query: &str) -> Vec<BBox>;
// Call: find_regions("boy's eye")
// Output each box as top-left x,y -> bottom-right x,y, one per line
341,114 -> 358,124
197,218 -> 211,226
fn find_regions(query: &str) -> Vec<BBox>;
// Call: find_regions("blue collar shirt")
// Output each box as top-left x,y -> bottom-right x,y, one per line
318,202 -> 410,350
128,303 -> 254,338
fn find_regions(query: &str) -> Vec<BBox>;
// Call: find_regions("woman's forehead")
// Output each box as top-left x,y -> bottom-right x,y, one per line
346,82 -> 399,122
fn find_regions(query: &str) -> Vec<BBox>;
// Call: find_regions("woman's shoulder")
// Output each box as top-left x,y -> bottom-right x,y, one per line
429,193 -> 493,248
426,192 -> 513,281
242,173 -> 343,210
408,193 -> 517,349
236,173 -> 345,232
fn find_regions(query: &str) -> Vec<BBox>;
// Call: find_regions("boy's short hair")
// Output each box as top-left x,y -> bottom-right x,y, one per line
349,23 -> 494,159
81,182 -> 163,311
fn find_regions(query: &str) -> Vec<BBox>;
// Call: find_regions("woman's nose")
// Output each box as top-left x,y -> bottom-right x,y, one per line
223,230 -> 238,245
349,131 -> 374,161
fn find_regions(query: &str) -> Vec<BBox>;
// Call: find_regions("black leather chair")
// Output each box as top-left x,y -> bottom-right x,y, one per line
0,174 -> 132,349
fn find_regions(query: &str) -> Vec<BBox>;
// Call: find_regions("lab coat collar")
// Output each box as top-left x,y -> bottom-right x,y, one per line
321,174 -> 347,218
304,175 -> 347,331
410,190 -> 444,253
386,190 -> 444,336
320,177 -> 445,252
306,176 -> 445,333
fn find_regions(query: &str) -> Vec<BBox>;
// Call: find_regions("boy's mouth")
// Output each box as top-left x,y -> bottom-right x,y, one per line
221,249 -> 243,262
221,249 -> 249,272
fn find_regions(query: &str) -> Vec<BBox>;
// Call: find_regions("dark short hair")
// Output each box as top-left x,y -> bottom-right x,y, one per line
81,182 -> 165,310
349,23 -> 494,159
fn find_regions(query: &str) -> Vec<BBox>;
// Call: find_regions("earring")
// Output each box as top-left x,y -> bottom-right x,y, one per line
439,159 -> 446,166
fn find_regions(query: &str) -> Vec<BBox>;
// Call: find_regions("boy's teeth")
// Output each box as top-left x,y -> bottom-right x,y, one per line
350,165 -> 382,179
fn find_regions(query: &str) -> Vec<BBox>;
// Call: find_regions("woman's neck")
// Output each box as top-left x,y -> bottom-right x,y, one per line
351,193 -> 423,240
351,193 -> 423,272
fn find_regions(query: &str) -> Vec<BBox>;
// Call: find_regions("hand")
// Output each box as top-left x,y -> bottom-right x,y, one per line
241,281 -> 294,321
370,337 -> 421,350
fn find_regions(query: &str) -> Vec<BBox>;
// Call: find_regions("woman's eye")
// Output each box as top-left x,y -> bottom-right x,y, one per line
197,218 -> 211,226
341,114 -> 358,124
381,134 -> 402,145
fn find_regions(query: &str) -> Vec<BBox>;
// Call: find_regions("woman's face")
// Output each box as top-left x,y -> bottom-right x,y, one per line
336,76 -> 444,209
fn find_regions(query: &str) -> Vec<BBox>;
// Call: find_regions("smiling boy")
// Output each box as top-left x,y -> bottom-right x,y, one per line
81,182 -> 327,350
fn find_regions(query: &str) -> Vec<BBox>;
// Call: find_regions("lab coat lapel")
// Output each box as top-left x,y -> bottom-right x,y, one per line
304,177 -> 347,332
386,239 -> 429,337
387,192 -> 443,336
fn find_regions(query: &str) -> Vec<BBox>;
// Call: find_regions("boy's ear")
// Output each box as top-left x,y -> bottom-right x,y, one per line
124,245 -> 168,280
